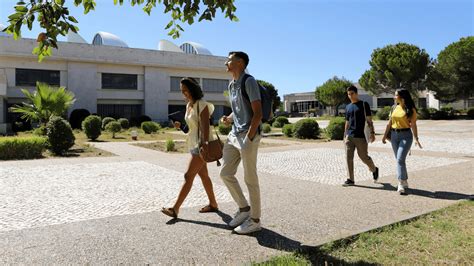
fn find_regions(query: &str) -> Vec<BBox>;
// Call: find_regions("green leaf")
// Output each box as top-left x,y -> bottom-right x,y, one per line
16,1 -> 26,5
8,13 -> 23,20
68,16 -> 78,23
14,6 -> 28,12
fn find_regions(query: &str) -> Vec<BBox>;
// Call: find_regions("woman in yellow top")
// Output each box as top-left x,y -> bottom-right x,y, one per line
382,89 -> 423,195
161,78 -> 219,218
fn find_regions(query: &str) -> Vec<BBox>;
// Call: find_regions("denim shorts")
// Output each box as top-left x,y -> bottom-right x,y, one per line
190,147 -> 200,155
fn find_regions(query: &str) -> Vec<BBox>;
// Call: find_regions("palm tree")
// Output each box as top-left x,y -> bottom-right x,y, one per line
10,82 -> 76,126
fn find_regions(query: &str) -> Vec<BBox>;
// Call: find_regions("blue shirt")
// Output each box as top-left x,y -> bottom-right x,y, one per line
345,101 -> 371,138
229,73 -> 261,134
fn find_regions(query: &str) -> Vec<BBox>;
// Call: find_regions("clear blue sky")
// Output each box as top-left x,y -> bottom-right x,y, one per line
1,0 -> 473,96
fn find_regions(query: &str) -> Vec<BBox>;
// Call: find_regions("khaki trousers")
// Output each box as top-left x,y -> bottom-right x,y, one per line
345,136 -> 376,181
220,134 -> 261,219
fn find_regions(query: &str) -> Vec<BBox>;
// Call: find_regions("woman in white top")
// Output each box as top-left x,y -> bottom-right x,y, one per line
161,78 -> 219,218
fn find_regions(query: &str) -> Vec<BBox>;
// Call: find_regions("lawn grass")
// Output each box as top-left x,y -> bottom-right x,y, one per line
255,200 -> 474,265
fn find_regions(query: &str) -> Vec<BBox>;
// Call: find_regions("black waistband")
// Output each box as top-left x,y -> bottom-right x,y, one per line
391,128 -> 410,132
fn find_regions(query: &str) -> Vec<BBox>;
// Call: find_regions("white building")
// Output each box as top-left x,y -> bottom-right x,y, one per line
0,31 -> 232,134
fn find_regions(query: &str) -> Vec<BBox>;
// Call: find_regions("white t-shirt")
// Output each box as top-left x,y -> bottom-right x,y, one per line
184,99 -> 216,150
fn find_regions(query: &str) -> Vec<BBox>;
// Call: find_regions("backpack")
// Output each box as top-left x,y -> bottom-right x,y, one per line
241,74 -> 274,123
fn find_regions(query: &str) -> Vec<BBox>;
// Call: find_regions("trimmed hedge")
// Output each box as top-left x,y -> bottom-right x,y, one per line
293,118 -> 320,139
467,108 -> 474,119
272,116 -> 290,128
118,118 -> 130,129
326,117 -> 346,140
282,124 -> 293,137
102,117 -> 116,129
82,115 -> 102,140
218,123 -> 232,135
141,121 -> 161,134
0,137 -> 46,160
69,109 -> 90,129
105,121 -> 122,138
262,123 -> 272,133
46,116 -> 75,155
376,106 -> 392,120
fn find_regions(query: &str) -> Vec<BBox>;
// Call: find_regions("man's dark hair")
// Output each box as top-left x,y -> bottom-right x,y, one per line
229,51 -> 249,68
346,85 -> 358,94
180,77 -> 203,101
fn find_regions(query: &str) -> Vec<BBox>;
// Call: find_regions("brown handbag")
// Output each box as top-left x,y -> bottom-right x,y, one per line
197,101 -> 223,166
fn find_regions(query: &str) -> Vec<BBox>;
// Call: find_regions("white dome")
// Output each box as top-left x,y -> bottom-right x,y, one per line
179,41 -> 212,55
0,23 -> 11,37
92,31 -> 128,48
158,40 -> 184,53
67,31 -> 87,44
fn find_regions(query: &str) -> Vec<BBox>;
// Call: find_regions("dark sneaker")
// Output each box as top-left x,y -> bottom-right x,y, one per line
373,167 -> 379,182
343,179 -> 355,186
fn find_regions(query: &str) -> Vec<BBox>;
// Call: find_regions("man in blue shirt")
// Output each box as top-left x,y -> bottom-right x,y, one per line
343,85 -> 379,186
220,51 -> 263,234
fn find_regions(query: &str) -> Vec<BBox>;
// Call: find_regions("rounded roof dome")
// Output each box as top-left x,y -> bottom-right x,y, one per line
92,31 -> 128,48
179,41 -> 212,55
158,39 -> 184,53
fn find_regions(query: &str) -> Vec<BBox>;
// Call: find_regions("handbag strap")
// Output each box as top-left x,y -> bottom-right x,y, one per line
196,100 -> 221,146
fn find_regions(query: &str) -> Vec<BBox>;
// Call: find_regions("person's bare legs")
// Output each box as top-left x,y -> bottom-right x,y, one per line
197,163 -> 218,209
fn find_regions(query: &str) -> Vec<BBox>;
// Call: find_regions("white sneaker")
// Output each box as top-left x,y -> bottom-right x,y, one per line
228,210 -> 250,228
234,218 -> 261,234
397,183 -> 406,195
401,179 -> 409,188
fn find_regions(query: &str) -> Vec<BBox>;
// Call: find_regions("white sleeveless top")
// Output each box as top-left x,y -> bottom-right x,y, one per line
184,99 -> 216,150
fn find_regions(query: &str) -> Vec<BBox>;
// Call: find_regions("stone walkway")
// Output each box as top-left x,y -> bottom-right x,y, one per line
0,120 -> 472,264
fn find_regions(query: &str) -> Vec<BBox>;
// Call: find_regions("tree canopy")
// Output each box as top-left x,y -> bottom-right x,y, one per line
257,79 -> 281,112
315,76 -> 352,116
3,0 -> 238,61
427,36 -> 474,102
359,43 -> 430,96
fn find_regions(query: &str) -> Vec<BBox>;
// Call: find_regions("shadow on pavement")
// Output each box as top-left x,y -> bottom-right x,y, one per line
354,183 -> 472,200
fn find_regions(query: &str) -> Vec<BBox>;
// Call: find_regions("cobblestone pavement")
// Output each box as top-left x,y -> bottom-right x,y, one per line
0,120 -> 472,264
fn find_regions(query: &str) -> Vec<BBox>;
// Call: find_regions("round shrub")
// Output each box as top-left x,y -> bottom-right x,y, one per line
218,123 -> 231,135
69,109 -> 90,129
431,110 -> 448,120
82,115 -> 102,140
102,117 -> 116,129
131,115 -> 152,127
272,116 -> 289,128
262,123 -> 272,133
105,121 -> 122,138
0,137 -> 46,160
165,139 -> 175,152
118,118 -> 130,129
282,124 -> 293,137
141,121 -> 160,134
467,108 -> 474,119
46,116 -> 75,155
325,117 -> 346,140
417,108 -> 431,120
293,118 -> 320,139
375,106 -> 392,120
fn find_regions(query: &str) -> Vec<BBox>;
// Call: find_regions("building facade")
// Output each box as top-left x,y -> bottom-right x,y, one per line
0,33 -> 231,134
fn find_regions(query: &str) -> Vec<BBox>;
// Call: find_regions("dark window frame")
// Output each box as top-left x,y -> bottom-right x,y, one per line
102,73 -> 138,90
15,68 -> 60,87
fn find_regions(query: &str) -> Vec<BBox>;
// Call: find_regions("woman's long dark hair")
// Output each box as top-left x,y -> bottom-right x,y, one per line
396,89 -> 417,118
180,77 -> 203,101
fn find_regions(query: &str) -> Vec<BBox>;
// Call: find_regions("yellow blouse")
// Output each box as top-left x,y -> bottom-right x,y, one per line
390,105 -> 417,129
184,99 -> 216,150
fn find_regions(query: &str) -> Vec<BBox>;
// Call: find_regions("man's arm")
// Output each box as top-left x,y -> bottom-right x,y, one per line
248,100 -> 262,140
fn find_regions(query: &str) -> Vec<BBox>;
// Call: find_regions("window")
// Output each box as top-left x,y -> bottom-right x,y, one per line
202,78 -> 228,93
97,104 -> 142,120
377,98 -> 395,107
16,68 -> 60,86
170,76 -> 200,91
102,73 -> 137,90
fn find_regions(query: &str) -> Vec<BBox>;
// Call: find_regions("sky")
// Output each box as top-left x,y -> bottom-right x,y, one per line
1,0 -> 473,96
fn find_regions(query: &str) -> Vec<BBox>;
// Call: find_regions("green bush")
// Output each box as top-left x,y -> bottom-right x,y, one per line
105,121 -> 122,138
118,118 -> 130,129
326,117 -> 346,140
293,118 -> 320,139
82,115 -> 102,140
272,116 -> 289,128
262,123 -> 272,133
431,110 -> 449,120
440,106 -> 456,119
0,137 -> 46,160
376,106 -> 392,120
218,123 -> 231,135
102,117 -> 116,129
418,108 -> 431,120
165,139 -> 175,152
282,124 -> 294,137
141,121 -> 160,134
33,125 -> 47,136
46,116 -> 75,155
467,108 -> 474,119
